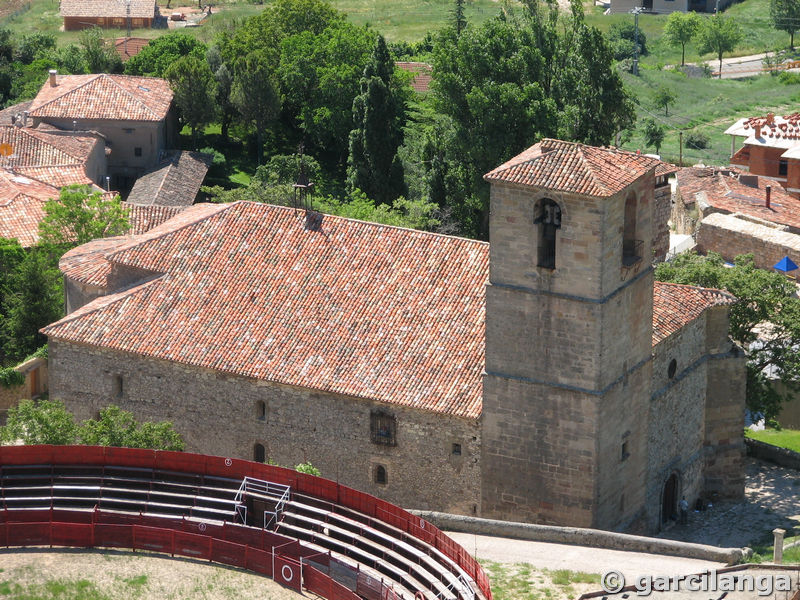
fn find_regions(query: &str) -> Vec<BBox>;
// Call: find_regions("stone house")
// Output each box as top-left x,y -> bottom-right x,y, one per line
60,0 -> 157,31
43,139 -> 746,534
28,72 -> 177,192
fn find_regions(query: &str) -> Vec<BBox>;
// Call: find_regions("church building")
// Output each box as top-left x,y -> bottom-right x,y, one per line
43,139 -> 746,534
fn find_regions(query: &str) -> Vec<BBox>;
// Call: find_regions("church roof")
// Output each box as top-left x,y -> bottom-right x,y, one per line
47,201 -> 736,419
45,203 -> 490,419
484,138 -> 662,197
29,74 -> 172,122
652,281 -> 736,345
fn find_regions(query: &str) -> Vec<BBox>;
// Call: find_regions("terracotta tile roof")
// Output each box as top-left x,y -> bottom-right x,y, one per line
127,151 -> 211,207
484,139 -> 661,197
45,204 -> 737,417
0,126 -> 100,170
725,112 -> 800,147
0,170 -> 61,246
0,101 -> 33,126
12,165 -> 94,188
652,281 -> 735,345
127,204 -> 186,234
395,62 -> 432,93
45,202 -> 490,419
61,0 -> 155,19
29,74 -> 172,122
114,37 -> 150,61
676,167 -> 800,231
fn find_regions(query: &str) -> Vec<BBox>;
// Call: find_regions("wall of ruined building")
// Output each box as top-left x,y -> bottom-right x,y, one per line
696,212 -> 800,270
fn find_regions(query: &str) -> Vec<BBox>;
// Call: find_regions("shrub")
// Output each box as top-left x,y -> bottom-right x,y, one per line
0,367 -> 25,388
685,131 -> 710,149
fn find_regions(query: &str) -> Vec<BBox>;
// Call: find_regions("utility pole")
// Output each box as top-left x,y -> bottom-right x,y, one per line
679,131 -> 683,167
631,7 -> 644,76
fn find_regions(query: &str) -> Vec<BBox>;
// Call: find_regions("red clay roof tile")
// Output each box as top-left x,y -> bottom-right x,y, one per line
652,281 -> 735,345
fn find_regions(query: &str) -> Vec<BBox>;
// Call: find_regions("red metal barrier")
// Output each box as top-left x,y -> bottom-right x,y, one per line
0,446 -> 495,600
304,564 -> 360,600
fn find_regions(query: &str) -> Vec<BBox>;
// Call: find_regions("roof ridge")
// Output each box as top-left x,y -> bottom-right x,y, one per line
655,280 -> 736,301
108,203 -> 233,260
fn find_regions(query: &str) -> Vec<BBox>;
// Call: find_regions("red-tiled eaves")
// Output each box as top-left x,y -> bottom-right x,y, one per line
45,203 -> 488,419
652,281 -> 735,345
484,139 -> 660,197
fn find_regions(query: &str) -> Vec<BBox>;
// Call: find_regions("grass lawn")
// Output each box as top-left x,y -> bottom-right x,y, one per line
618,69 -> 800,165
746,427 -> 800,453
481,560 -> 600,600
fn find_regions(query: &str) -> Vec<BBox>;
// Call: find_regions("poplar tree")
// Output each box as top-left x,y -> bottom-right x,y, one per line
346,35 -> 407,205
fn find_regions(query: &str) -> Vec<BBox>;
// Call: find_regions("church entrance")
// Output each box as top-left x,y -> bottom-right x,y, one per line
661,473 -> 679,525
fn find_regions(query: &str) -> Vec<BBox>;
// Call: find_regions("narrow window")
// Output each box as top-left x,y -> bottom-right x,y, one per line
622,192 -> 641,266
621,441 -> 629,461
256,400 -> 266,421
374,465 -> 387,485
134,147 -> 142,157
451,443 -> 462,456
253,443 -> 265,463
780,160 -> 788,176
668,359 -> 677,379
370,411 -> 396,446
112,374 -> 123,399
535,199 -> 561,269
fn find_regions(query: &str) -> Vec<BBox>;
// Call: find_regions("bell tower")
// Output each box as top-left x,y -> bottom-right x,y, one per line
480,139 -> 659,530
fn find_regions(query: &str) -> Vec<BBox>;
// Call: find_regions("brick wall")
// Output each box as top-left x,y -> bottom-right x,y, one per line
48,340 -> 481,515
696,212 -> 800,270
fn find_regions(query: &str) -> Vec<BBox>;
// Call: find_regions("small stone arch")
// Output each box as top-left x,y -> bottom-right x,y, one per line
253,443 -> 266,463
660,471 -> 680,526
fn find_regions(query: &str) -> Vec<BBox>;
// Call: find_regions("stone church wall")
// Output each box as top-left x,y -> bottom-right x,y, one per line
48,340 -> 482,516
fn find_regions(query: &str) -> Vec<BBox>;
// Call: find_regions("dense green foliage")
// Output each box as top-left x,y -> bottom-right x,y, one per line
38,185 -> 129,247
655,252 -> 800,420
0,399 -> 185,450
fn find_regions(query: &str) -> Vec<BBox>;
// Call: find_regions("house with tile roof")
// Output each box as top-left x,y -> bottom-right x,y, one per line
113,37 -> 151,61
61,0 -> 157,31
29,71 -> 177,192
43,139 -> 745,534
395,62 -> 432,93
726,112 -> 800,198
673,166 -> 800,270
126,150 -> 212,207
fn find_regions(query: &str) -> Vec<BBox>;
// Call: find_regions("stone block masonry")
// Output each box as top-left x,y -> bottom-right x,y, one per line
48,340 -> 481,516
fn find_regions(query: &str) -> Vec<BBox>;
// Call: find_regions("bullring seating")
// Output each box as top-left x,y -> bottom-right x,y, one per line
0,450 -> 489,600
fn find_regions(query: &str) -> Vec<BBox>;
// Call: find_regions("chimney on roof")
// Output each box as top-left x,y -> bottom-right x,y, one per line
48,69 -> 57,87
766,185 -> 772,209
767,113 -> 775,126
755,123 -> 762,138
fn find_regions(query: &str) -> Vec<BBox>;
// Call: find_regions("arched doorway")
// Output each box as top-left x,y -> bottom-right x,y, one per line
253,443 -> 265,463
661,473 -> 679,525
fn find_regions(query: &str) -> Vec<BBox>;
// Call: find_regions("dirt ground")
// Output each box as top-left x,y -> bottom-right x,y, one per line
0,548 -> 308,600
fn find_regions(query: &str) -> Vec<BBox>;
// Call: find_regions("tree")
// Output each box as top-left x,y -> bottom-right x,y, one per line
165,55 -> 216,149
642,118 -> 665,154
79,27 -> 122,74
0,399 -> 77,445
656,252 -> 800,420
15,33 -> 57,65
770,0 -> 800,48
38,185 -> 130,248
231,51 -> 281,165
663,11 -> 702,66
0,400 -> 185,450
207,46 -> 235,142
697,13 -> 743,78
430,0 -> 634,237
5,247 -> 63,360
653,85 -> 677,116
124,32 -> 207,77
78,405 -> 184,451
607,21 -> 648,61
453,0 -> 467,35
347,35 -> 407,205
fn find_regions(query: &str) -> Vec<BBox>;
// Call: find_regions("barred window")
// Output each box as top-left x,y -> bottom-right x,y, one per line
370,411 -> 396,446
